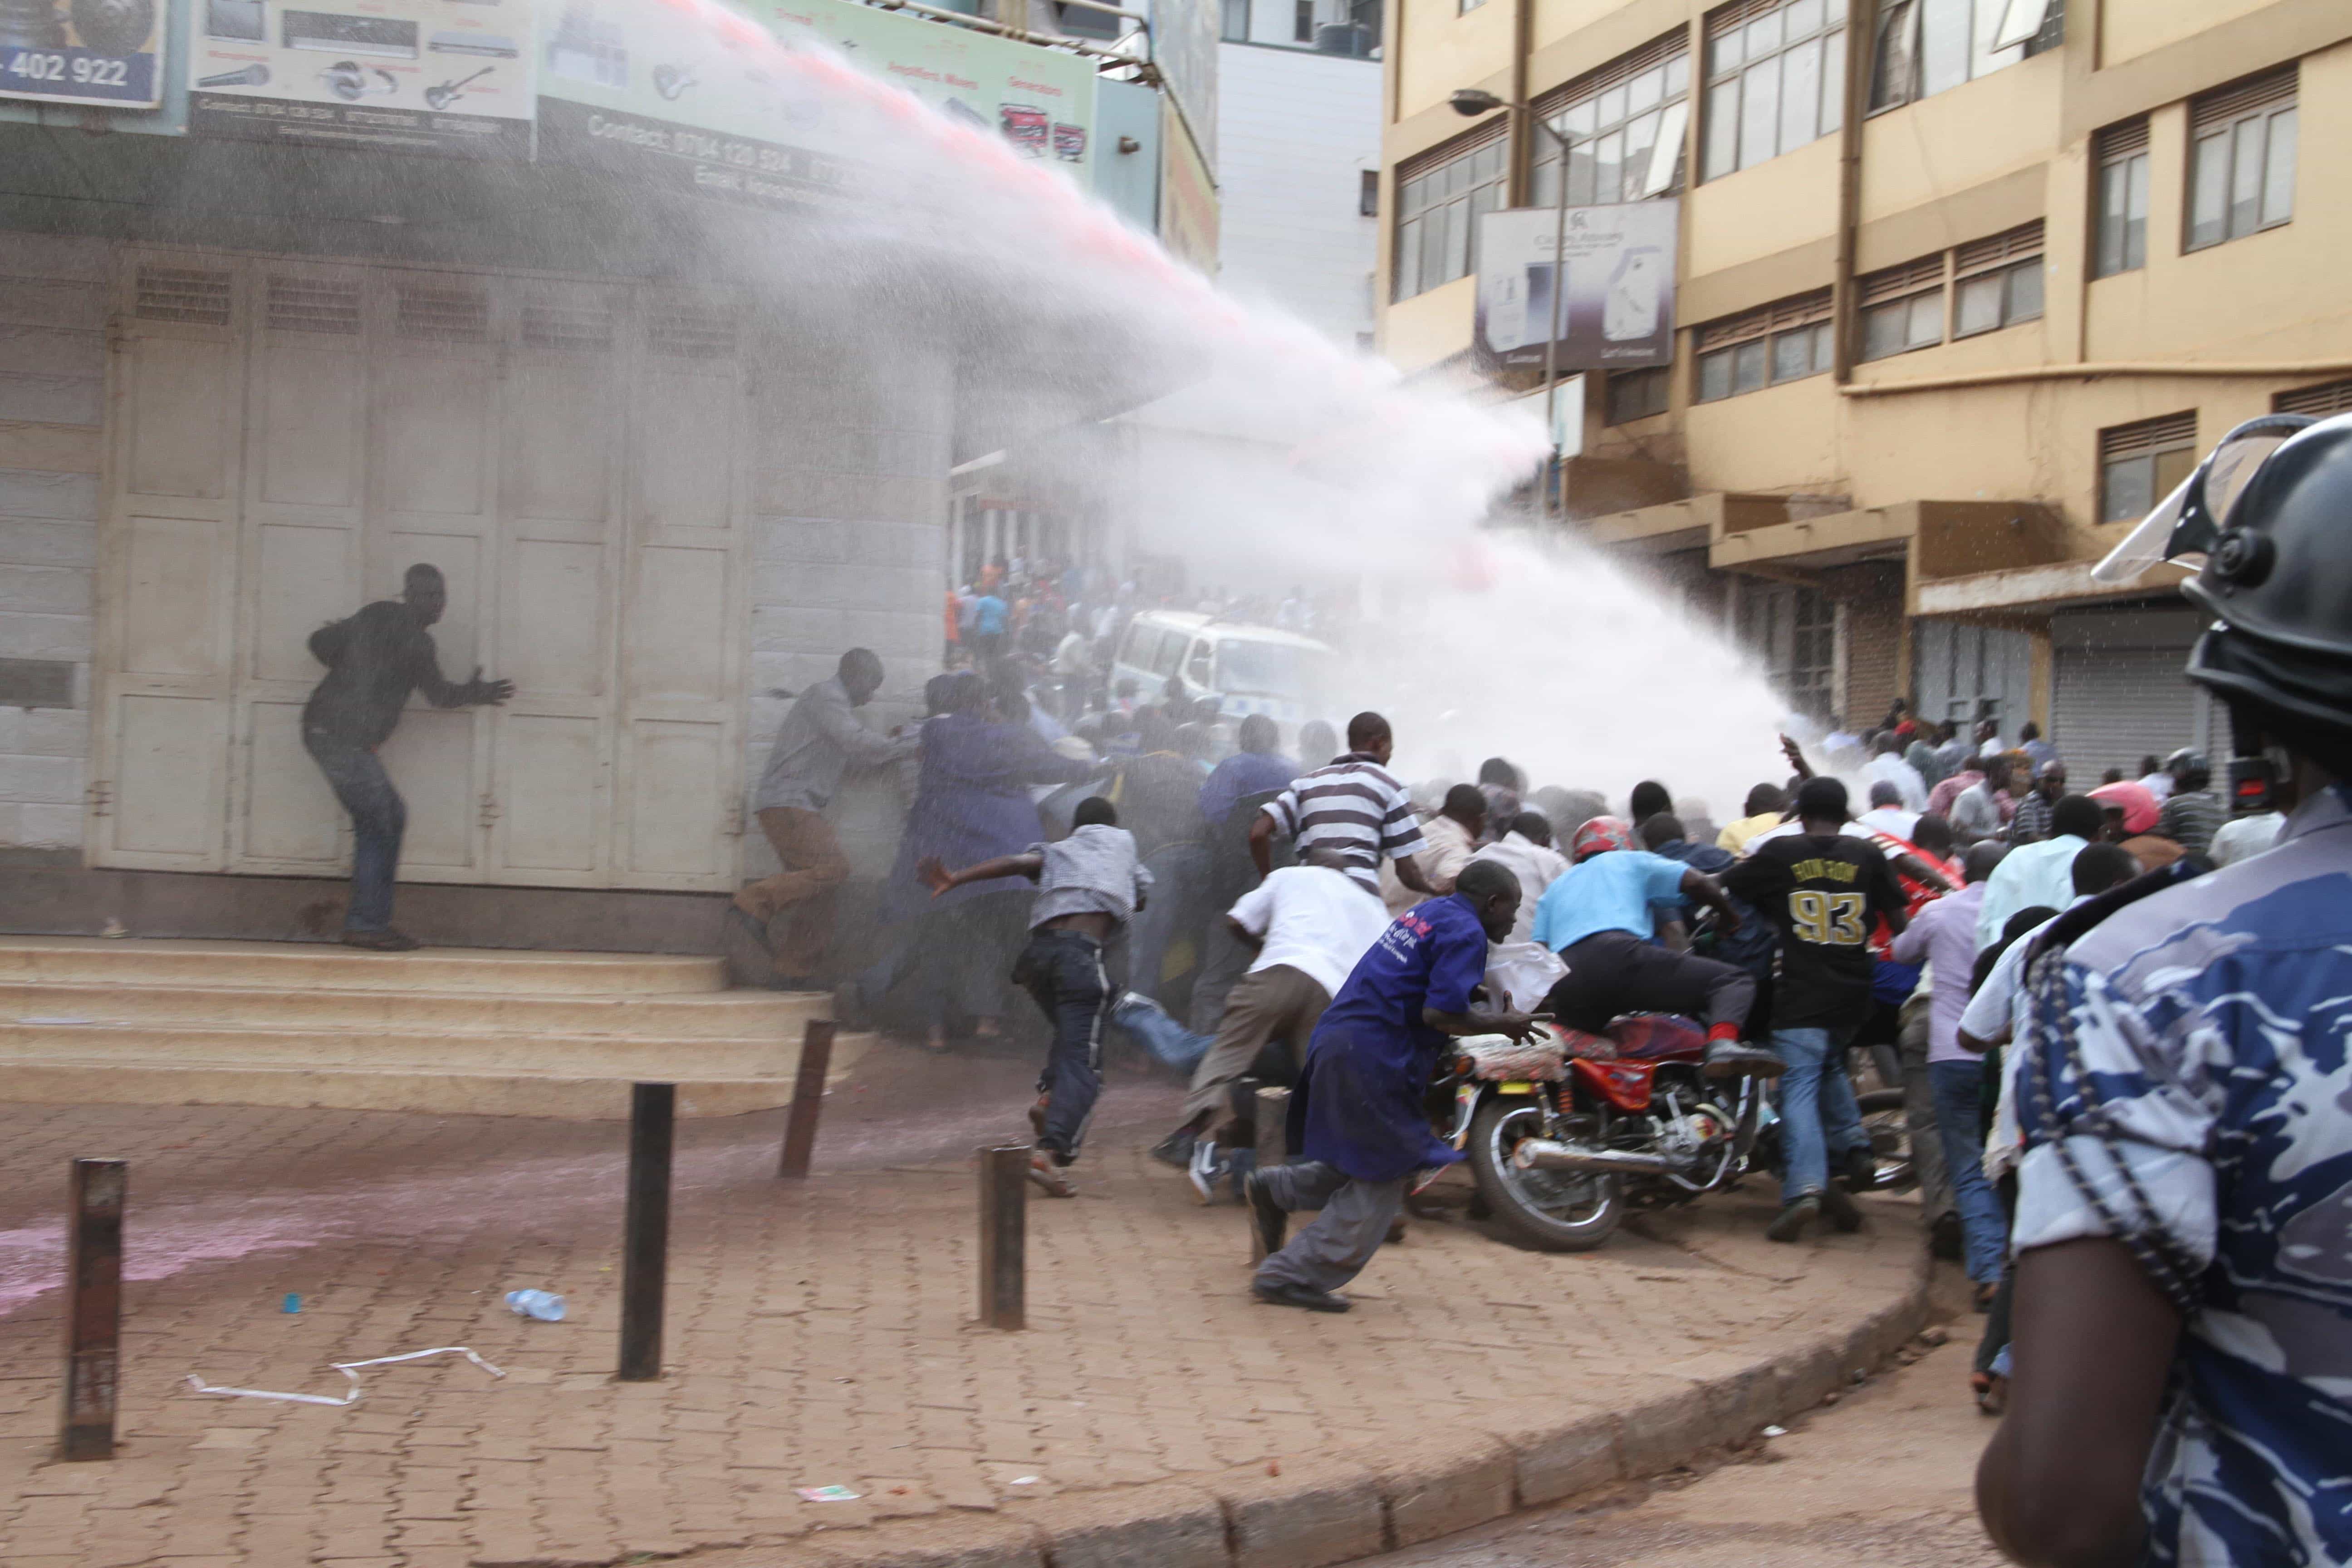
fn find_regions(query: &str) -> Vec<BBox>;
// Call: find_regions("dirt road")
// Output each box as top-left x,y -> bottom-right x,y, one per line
1357,1300 -> 2004,1568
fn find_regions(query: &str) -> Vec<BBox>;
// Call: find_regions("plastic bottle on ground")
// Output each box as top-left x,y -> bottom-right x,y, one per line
505,1289 -> 566,1322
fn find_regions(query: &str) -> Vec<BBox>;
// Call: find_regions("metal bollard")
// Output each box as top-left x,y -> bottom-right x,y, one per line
1250,1087 -> 1289,1264
977,1145 -> 1027,1330
60,1158 -> 126,1461
778,1019 -> 835,1180
618,1083 -> 674,1382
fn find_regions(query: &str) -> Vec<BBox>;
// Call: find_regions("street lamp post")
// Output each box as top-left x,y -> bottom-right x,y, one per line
1451,88 -> 1570,517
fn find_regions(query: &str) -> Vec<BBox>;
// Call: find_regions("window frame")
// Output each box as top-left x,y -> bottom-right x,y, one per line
2091,118 -> 2150,279
2185,68 -> 2297,254
1220,0 -> 1249,40
1701,0 -> 1849,183
2275,379 -> 2352,419
1692,289 -> 1833,403
1604,366 -> 1672,424
1359,169 -> 1379,217
2097,412 -> 2197,525
1867,0 -> 2039,114
1529,31 -> 1693,211
1856,254 -> 1945,362
1950,220 -> 2044,339
1391,127 -> 1509,303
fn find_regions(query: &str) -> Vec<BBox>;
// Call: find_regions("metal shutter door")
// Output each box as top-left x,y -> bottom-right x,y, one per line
2049,642 -> 2219,781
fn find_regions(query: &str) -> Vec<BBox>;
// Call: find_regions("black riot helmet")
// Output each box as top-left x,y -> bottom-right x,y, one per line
2098,412 -> 2352,773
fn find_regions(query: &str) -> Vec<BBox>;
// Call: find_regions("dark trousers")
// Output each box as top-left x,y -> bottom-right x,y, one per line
857,890 -> 1029,1029
303,726 -> 404,933
1542,930 -> 1756,1036
1013,927 -> 1115,1162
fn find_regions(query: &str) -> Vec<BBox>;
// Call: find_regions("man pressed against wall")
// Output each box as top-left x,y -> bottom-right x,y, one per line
303,563 -> 512,951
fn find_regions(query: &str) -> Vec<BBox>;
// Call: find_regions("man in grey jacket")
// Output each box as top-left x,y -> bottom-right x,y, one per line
734,648 -> 914,988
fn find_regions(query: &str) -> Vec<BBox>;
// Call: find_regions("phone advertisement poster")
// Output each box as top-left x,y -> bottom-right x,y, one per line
1,0 -> 166,108
1476,201 -> 1678,372
188,0 -> 535,158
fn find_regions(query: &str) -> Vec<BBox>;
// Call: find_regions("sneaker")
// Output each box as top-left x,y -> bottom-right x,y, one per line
1028,1094 -> 1050,1140
1702,1039 -> 1785,1079
1840,1146 -> 1878,1194
1187,1140 -> 1224,1205
1818,1182 -> 1864,1233
1766,1194 -> 1820,1244
1025,1150 -> 1076,1198
1244,1168 -> 1287,1257
1250,1279 -> 1350,1313
1148,1127 -> 1199,1170
341,928 -> 421,952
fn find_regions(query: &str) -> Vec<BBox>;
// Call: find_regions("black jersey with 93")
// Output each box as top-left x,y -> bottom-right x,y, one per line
1724,833 -> 1907,1030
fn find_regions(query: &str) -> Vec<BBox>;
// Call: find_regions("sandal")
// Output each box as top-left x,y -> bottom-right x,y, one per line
1972,1372 -> 2008,1416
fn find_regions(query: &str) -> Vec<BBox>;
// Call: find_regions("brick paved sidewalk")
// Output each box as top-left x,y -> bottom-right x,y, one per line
0,1044 -> 1928,1568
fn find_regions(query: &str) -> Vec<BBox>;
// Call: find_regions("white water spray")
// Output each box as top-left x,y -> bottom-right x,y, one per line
655,3 -> 1796,809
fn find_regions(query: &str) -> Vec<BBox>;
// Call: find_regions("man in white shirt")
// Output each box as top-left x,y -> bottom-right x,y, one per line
2209,809 -> 2285,866
1050,622 -> 1092,720
1382,783 -> 1485,915
1469,811 -> 1569,945
1975,794 -> 2105,949
1855,780 -> 1922,843
1864,731 -> 1930,812
1152,848 -> 1392,1199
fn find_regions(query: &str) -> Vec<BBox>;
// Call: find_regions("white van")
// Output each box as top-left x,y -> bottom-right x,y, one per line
1110,612 -> 1336,732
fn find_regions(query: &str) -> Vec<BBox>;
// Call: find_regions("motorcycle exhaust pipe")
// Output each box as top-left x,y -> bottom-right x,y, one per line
1511,1140 -> 1681,1177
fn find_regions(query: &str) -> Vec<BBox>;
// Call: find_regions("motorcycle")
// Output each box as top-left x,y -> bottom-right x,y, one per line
1432,1014 -> 1910,1253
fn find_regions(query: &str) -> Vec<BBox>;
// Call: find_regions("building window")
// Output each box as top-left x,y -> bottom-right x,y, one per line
2092,119 -> 2149,278
1739,582 -> 1837,720
1530,32 -> 1691,208
1868,0 -> 2049,111
1693,289 -> 1832,402
1392,129 -> 1508,302
1359,169 -> 1379,216
1605,366 -> 1671,423
1700,0 -> 1847,182
2186,67 -> 2296,253
1293,0 -> 1313,40
2099,412 -> 2197,524
1460,0 -> 1486,12
1221,0 -> 1249,40
1951,221 -> 2043,338
2276,379 -> 2352,418
1857,255 -> 1944,360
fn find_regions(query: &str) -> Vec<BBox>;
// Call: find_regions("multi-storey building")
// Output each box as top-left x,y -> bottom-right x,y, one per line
1376,0 -> 2352,776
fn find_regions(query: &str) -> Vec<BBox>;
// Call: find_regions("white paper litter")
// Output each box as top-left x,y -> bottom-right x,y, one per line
186,1346 -> 505,1406
1761,1424 -> 1788,1438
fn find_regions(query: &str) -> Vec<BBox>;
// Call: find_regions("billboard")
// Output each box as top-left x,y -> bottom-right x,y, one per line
1475,201 -> 1677,372
535,0 -> 1099,209
188,0 -> 535,157
1,0 -> 167,108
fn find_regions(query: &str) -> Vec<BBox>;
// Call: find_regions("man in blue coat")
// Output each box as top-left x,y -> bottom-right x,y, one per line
1245,858 -> 1535,1312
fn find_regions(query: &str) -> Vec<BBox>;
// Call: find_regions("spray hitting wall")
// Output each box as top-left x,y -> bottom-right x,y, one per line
638,0 -> 1797,810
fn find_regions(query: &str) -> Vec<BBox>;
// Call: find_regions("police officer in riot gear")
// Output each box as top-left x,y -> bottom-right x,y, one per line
1977,412 -> 2352,1567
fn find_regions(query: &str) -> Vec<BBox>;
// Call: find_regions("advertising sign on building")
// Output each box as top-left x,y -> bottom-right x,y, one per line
534,0 -> 853,208
1157,95 -> 1215,275
2,0 -> 167,108
188,0 -> 534,157
1475,201 -> 1677,371
535,0 -> 1098,210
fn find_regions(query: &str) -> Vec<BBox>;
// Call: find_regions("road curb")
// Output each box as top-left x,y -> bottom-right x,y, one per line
805,1247 -> 1936,1568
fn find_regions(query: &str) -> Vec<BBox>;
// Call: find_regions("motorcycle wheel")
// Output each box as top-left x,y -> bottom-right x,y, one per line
1856,1088 -> 1916,1193
1466,1098 -> 1622,1252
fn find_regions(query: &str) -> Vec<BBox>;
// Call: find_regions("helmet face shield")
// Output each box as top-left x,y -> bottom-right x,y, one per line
2092,414 -> 2314,585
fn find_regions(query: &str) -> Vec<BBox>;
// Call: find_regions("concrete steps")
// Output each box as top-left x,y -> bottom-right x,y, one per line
0,936 -> 863,1120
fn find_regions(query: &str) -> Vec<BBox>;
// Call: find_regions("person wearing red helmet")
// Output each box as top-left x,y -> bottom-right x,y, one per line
1527,815 -> 1782,1079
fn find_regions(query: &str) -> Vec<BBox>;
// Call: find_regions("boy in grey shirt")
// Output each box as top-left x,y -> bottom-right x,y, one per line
920,797 -> 1151,1196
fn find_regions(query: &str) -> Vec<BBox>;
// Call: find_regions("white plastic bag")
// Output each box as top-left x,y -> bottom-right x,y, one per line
1485,941 -> 1567,1013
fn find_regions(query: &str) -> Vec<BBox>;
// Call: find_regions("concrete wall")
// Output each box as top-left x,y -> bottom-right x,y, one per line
1218,43 -> 1383,348
0,232 -> 106,852
2100,0 -> 2277,67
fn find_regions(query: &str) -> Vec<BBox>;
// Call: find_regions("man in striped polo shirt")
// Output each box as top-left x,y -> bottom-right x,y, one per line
1248,712 -> 1436,902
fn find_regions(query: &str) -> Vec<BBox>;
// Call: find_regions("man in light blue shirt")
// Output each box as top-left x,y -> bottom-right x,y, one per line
1529,817 -> 1779,1078
1975,794 -> 2106,950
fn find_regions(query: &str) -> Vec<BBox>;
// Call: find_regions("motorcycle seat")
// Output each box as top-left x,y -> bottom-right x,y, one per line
1603,1012 -> 1709,1063
1457,1031 -> 1568,1082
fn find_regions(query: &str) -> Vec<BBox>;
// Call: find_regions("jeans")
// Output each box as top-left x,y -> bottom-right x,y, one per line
303,727 -> 404,933
1931,1059 -> 2009,1284
1112,991 -> 1212,1073
1771,1023 -> 1867,1205
1013,927 -> 1115,1161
